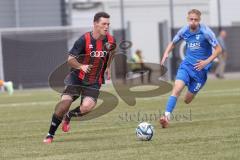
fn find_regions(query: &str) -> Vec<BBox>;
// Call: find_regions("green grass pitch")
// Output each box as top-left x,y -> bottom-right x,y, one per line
1,79 -> 240,160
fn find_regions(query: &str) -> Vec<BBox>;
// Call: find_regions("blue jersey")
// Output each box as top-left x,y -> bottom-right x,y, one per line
172,24 -> 218,70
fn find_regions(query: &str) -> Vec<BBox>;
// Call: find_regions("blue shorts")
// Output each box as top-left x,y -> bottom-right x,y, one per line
176,61 -> 207,94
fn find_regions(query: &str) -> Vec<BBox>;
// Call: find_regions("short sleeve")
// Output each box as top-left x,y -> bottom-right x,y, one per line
68,35 -> 85,58
172,26 -> 187,44
204,26 -> 219,47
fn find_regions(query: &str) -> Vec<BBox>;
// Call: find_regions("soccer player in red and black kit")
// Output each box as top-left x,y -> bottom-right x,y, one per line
43,12 -> 116,144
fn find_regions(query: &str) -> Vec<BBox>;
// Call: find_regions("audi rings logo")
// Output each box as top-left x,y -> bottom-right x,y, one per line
90,51 -> 108,57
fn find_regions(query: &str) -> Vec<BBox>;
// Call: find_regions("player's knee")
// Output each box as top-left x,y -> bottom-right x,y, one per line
54,110 -> 65,119
184,96 -> 194,104
80,104 -> 93,113
61,95 -> 73,101
81,101 -> 95,113
184,98 -> 192,104
172,90 -> 181,97
58,99 -> 73,110
54,99 -> 73,118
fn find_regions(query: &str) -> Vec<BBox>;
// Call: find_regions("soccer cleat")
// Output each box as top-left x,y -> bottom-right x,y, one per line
43,135 -> 53,144
5,81 -> 14,95
159,116 -> 169,128
62,116 -> 71,132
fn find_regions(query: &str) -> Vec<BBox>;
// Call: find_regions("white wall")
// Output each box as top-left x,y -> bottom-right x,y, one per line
104,0 -> 211,63
220,0 -> 240,26
0,0 -> 62,28
209,0 -> 219,27
105,0 -> 170,63
70,0 -> 240,63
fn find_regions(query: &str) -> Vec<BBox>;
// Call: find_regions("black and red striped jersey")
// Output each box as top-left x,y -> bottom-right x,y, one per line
68,32 -> 115,85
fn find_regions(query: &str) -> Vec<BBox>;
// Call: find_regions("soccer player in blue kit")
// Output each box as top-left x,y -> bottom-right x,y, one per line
159,9 -> 222,128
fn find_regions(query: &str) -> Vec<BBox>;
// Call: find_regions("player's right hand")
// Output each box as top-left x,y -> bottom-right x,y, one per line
80,64 -> 92,73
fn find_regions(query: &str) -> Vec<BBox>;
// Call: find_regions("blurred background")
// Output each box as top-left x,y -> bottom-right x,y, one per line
0,0 -> 239,90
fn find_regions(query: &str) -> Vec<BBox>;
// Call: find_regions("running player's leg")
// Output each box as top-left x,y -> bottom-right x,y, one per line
62,85 -> 99,132
62,96 -> 96,132
184,91 -> 195,104
80,96 -> 97,113
160,67 -> 189,128
184,70 -> 207,104
43,86 -> 79,143
160,80 -> 186,127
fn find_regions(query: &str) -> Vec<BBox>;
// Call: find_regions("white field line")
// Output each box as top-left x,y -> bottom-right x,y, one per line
0,101 -> 56,108
142,88 -> 240,100
201,88 -> 240,94
0,88 -> 240,108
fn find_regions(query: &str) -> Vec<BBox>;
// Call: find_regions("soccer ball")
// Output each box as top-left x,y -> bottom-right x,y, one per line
136,122 -> 154,141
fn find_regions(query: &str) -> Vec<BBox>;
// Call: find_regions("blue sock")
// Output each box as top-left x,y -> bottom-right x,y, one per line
165,96 -> 177,113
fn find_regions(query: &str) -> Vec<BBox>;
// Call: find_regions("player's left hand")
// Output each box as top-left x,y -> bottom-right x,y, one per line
194,60 -> 208,71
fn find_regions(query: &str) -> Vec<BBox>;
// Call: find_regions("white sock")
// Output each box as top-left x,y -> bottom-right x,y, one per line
164,112 -> 171,120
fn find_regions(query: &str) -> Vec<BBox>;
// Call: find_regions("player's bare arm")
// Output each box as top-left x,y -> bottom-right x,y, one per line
67,55 -> 92,73
160,42 -> 175,65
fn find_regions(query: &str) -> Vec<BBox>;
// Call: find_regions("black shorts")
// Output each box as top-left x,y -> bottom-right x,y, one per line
62,72 -> 100,102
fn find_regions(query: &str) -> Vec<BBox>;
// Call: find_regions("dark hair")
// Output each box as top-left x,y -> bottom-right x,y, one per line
94,12 -> 110,22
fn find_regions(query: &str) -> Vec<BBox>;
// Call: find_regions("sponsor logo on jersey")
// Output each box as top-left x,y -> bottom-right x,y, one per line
196,34 -> 200,40
188,42 -> 201,50
89,44 -> 93,49
90,51 -> 108,57
104,42 -> 116,51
